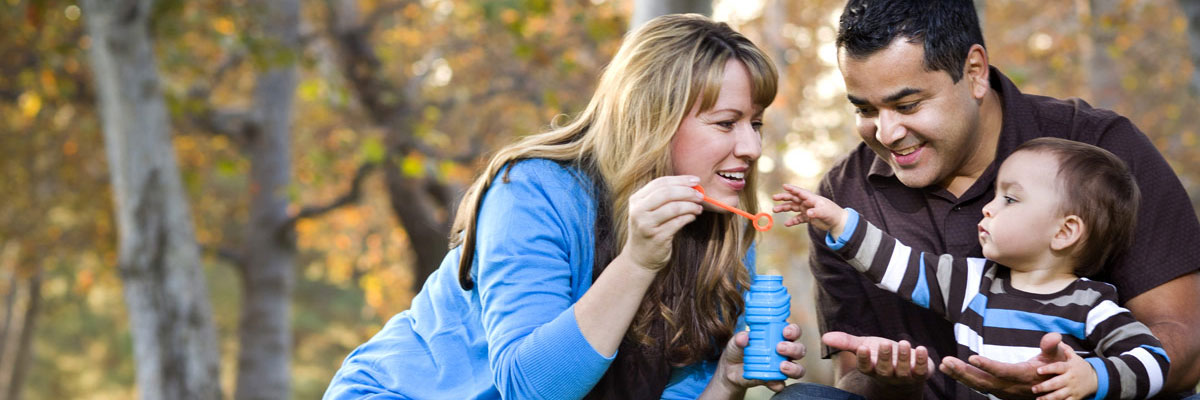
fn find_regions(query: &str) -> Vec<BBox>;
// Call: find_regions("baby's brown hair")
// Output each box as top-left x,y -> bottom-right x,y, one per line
1010,138 -> 1140,276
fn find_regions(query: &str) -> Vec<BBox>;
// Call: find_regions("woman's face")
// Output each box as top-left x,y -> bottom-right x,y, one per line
670,59 -> 763,210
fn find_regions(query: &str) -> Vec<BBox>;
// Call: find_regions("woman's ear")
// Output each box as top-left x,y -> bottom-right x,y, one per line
1051,215 -> 1085,252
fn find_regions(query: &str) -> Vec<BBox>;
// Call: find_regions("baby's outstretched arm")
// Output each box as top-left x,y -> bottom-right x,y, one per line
770,184 -> 849,236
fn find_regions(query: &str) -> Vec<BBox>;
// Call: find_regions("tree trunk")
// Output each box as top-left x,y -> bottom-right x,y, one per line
234,0 -> 300,398
328,0 -> 453,292
80,1 -> 221,399
1181,0 -> 1200,97
382,157 -> 450,292
1076,0 -> 1122,109
0,243 -> 38,400
632,0 -> 712,28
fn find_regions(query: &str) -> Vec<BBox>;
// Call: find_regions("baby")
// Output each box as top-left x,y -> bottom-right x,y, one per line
775,137 -> 1169,399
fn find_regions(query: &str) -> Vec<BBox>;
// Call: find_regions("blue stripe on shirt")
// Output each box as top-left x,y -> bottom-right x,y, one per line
912,254 -> 930,309
825,208 -> 860,250
1085,357 -> 1109,400
966,294 -> 988,316
1143,345 -> 1170,362
982,308 -> 1086,340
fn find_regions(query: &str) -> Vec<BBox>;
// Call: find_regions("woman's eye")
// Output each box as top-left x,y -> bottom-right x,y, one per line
1004,196 -> 1017,204
751,121 -> 763,132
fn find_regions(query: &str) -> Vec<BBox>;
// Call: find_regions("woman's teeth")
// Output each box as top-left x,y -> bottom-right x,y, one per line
717,171 -> 744,181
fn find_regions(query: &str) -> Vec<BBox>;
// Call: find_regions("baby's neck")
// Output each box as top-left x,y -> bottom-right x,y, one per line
1003,252 -> 1080,293
1008,266 -> 1078,294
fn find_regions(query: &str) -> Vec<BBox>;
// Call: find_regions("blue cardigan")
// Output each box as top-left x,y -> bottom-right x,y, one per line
324,159 -> 756,399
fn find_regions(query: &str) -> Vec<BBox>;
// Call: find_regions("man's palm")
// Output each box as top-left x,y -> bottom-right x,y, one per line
939,332 -> 1073,399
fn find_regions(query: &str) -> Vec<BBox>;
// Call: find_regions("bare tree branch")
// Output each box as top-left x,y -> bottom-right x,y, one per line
201,245 -> 244,267
177,50 -> 260,144
187,50 -> 246,99
279,161 -> 378,235
363,1 -> 413,32
192,107 -> 259,145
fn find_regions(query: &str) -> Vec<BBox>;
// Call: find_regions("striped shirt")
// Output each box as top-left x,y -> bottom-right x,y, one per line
827,208 -> 1171,400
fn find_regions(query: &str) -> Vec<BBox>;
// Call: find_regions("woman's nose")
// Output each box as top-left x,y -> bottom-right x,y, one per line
733,123 -> 762,160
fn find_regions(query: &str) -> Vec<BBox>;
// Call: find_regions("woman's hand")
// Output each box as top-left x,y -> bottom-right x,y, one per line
703,324 -> 807,399
622,175 -> 705,272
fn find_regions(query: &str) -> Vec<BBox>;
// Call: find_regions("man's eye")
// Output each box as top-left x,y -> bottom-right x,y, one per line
896,102 -> 919,112
854,107 -> 877,117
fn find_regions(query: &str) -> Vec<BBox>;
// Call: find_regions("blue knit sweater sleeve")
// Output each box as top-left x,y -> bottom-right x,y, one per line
474,160 -> 615,399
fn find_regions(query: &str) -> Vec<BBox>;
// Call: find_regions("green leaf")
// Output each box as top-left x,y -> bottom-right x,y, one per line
400,157 -> 423,177
216,159 -> 239,177
359,137 -> 385,164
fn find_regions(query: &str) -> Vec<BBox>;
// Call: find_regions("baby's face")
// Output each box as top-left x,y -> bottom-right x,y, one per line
977,150 -> 1068,269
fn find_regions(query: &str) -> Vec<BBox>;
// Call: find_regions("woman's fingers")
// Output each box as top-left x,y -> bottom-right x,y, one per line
628,176 -> 703,231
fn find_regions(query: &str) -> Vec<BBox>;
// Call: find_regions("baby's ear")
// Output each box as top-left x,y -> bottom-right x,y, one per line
1050,215 -> 1084,252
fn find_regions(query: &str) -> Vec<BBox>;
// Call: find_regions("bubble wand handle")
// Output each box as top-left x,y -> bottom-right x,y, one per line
692,185 -> 773,231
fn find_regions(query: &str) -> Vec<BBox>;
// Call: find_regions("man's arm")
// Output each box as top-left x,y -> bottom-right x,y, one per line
1124,271 -> 1200,394
1094,118 -> 1200,393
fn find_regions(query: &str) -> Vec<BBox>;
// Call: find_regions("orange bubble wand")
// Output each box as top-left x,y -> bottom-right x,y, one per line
693,185 -> 773,231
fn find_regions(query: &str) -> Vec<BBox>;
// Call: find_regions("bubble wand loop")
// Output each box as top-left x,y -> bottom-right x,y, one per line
692,185 -> 773,231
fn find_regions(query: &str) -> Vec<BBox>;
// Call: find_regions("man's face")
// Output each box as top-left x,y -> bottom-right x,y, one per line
838,39 -> 988,192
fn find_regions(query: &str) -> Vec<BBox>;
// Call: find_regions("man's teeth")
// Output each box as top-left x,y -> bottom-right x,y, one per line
717,171 -> 744,180
894,145 -> 918,156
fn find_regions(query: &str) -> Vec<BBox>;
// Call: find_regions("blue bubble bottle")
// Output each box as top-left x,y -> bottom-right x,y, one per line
743,275 -> 790,381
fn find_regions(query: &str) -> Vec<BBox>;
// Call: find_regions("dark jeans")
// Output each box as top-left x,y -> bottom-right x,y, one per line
768,385 -> 1200,400
769,382 -> 866,400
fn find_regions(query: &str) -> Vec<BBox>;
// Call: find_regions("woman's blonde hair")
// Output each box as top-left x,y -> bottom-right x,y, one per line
450,13 -> 777,372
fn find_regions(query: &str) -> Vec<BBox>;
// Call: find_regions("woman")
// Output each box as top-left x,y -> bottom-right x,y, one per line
324,14 -> 806,399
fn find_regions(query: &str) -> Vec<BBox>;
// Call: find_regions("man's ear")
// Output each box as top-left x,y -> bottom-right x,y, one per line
1051,215 -> 1085,252
964,44 -> 990,99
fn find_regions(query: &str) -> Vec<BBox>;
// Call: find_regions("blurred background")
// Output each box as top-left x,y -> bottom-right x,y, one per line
3,0 -> 1199,398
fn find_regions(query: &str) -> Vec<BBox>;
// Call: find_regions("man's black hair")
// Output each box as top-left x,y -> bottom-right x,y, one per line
836,0 -> 985,82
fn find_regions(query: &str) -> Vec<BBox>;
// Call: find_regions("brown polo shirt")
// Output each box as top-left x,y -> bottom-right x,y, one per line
809,67 -> 1200,399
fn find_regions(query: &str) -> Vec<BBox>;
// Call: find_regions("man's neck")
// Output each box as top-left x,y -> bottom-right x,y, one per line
941,89 -> 1004,198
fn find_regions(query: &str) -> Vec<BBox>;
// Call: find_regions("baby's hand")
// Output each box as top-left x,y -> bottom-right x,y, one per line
770,184 -> 848,236
1030,351 -> 1097,400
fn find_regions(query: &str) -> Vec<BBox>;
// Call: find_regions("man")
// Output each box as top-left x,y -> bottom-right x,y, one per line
809,0 -> 1200,398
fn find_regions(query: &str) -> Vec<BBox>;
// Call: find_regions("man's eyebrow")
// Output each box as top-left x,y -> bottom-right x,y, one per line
883,88 -> 923,104
846,87 -> 923,106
